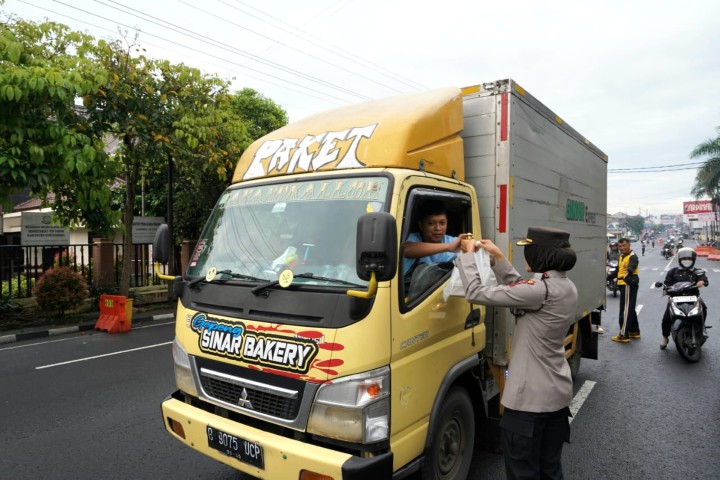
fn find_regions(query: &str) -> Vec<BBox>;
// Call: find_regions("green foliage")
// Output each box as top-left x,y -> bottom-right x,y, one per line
1,274 -> 35,299
625,216 -> 645,236
1,16 -> 288,293
32,266 -> 88,315
0,18 -> 120,235
0,292 -> 21,314
231,88 -> 288,142
691,126 -> 720,201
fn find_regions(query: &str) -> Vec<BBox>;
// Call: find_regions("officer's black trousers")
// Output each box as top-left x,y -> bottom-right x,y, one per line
500,407 -> 570,480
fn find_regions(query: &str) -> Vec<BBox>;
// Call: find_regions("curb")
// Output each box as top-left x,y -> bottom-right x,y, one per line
0,311 -> 175,346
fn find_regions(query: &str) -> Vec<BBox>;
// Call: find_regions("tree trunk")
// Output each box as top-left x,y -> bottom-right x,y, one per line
120,140 -> 140,297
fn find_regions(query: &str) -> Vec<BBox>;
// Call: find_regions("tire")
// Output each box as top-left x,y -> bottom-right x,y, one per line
612,285 -> 618,297
675,324 -> 702,363
567,326 -> 582,380
422,387 -> 475,480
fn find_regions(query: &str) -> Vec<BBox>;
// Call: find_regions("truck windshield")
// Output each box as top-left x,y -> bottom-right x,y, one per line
186,176 -> 390,287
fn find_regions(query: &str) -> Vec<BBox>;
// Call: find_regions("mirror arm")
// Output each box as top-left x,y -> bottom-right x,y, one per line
155,262 -> 176,281
347,271 -> 377,298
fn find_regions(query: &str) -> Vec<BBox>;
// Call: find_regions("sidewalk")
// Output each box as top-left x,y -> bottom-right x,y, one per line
0,305 -> 176,345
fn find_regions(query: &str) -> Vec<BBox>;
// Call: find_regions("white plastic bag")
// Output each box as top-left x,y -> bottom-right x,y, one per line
443,249 -> 498,302
443,267 -> 466,301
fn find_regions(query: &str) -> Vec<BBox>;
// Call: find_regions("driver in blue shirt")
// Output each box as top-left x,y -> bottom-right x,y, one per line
403,200 -> 468,274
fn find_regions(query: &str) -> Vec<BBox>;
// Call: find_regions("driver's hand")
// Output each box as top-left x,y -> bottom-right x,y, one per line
697,280 -> 706,288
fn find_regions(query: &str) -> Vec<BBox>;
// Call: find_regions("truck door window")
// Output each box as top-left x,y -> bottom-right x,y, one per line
401,193 -> 470,305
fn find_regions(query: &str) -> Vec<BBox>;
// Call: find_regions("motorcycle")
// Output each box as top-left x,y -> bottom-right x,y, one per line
606,260 -> 619,297
662,245 -> 674,259
654,280 -> 710,362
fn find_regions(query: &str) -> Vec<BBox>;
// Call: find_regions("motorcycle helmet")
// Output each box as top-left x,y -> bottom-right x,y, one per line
609,242 -> 618,250
677,247 -> 696,269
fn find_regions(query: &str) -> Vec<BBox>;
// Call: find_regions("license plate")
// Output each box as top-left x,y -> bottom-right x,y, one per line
206,425 -> 264,469
674,295 -> 697,303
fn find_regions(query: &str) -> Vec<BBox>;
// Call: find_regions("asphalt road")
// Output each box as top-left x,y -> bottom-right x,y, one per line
2,240 -> 719,479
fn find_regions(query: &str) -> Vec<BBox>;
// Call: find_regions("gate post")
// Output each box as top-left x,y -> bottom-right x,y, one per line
93,238 -> 115,288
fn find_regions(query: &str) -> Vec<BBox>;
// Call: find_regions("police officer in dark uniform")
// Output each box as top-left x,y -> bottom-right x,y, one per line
454,227 -> 578,480
659,247 -> 709,349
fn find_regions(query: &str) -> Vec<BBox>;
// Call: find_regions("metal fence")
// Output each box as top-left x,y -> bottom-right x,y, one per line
0,243 -> 164,299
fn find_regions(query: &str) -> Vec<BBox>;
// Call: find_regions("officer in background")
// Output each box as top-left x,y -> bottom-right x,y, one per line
455,227 -> 578,480
612,237 -> 641,342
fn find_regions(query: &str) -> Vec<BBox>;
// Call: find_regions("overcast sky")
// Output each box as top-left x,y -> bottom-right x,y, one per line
4,0 -> 719,218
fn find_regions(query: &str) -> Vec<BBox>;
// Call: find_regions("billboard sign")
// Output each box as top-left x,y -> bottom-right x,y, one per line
683,200 -> 716,222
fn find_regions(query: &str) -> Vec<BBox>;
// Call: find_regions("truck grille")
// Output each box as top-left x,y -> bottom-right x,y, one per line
199,372 -> 301,420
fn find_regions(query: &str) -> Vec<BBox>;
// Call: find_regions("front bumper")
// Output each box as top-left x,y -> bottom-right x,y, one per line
161,392 -> 392,480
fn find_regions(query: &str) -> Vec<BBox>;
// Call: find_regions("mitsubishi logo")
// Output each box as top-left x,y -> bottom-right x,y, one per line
237,388 -> 254,409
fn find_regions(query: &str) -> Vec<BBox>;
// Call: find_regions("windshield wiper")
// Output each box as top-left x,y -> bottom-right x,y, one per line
187,269 -> 262,289
250,272 -> 361,296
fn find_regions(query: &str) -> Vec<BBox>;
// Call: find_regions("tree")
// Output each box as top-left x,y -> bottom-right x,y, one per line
143,88 -> 288,243
625,215 -> 645,236
690,126 -> 720,200
231,88 -> 288,141
85,34 -> 249,295
0,17 -> 120,235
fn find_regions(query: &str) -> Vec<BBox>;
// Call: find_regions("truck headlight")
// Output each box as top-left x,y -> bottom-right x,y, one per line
307,366 -> 390,443
173,337 -> 198,397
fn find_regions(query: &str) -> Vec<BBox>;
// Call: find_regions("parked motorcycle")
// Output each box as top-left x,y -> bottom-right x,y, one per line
606,260 -> 619,297
654,280 -> 710,362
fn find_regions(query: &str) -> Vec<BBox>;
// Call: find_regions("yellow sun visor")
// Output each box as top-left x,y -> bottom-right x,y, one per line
233,87 -> 465,183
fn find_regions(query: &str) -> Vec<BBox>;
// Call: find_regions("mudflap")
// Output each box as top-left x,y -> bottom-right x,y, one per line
582,311 -> 600,360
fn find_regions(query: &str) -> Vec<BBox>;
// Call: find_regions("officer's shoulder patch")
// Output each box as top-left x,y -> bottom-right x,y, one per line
510,279 -> 535,287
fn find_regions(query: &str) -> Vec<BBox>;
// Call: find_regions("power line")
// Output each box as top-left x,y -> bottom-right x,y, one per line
220,0 -> 428,92
608,161 -> 705,173
94,0 -> 371,101
17,0 -> 367,104
179,0 -> 408,95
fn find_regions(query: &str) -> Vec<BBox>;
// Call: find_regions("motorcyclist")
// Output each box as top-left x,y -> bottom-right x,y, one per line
659,247 -> 709,349
607,242 -> 620,262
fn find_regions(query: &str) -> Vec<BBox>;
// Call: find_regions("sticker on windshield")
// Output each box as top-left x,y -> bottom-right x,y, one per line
278,269 -> 293,287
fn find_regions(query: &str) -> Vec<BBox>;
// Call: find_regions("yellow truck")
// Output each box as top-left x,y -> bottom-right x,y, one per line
155,79 -> 607,479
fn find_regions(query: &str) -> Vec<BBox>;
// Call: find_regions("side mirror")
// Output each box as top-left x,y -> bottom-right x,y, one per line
356,212 -> 397,282
654,282 -> 663,288
152,224 -> 171,265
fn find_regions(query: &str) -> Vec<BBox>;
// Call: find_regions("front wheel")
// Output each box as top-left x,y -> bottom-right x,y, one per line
422,387 -> 475,480
675,324 -> 702,362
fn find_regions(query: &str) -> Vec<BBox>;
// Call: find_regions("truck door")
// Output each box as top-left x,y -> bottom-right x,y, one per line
389,184 -> 484,461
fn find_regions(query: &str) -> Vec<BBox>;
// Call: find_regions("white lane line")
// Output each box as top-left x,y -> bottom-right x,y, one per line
35,341 -> 172,370
636,304 -> 643,315
0,321 -> 175,352
569,380 -> 596,424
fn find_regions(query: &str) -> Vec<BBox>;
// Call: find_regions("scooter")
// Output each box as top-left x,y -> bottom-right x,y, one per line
654,280 -> 710,362
606,260 -> 619,297
662,245 -> 674,259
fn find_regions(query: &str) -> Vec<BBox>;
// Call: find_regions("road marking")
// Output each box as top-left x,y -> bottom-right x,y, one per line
636,304 -> 643,315
0,321 -> 175,352
35,341 -> 172,370
569,380 -> 596,423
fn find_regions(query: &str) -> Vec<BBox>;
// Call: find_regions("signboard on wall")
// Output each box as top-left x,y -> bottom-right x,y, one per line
20,212 -> 71,246
132,216 -> 165,244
